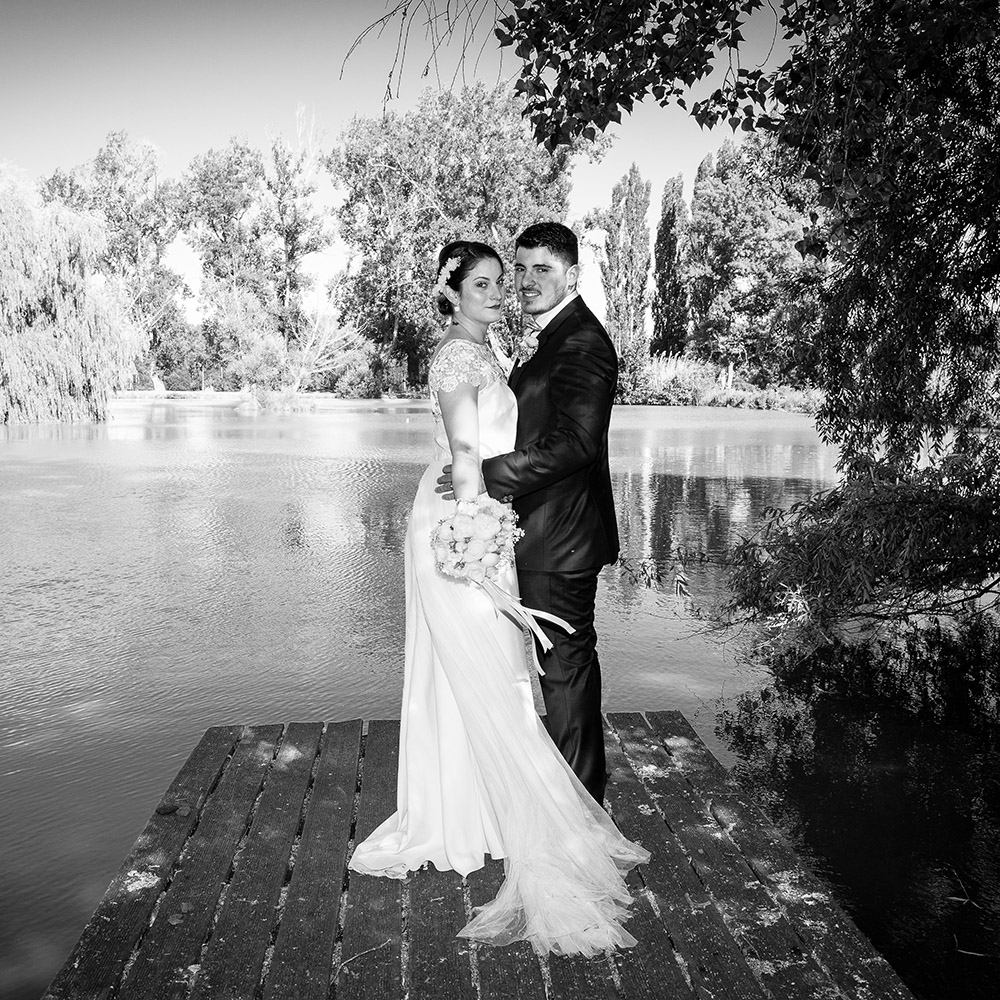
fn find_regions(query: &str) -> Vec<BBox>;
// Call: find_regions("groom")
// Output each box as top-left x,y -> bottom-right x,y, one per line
447,222 -> 619,804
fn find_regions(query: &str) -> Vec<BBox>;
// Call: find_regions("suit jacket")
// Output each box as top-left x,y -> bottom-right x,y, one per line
482,296 -> 619,573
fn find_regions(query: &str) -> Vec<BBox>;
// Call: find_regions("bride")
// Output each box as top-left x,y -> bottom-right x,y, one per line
348,239 -> 649,956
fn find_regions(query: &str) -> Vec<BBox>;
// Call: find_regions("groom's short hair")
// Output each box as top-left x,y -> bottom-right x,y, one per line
516,222 -> 579,267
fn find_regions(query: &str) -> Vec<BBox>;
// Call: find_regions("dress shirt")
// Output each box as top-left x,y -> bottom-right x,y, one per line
529,291 -> 579,331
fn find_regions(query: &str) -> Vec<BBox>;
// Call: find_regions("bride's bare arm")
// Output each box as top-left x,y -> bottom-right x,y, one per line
437,382 -> 485,500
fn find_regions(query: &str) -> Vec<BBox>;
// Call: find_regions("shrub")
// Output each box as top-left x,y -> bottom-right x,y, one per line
637,353 -> 823,412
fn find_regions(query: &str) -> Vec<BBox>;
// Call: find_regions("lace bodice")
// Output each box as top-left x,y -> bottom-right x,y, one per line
428,339 -> 503,413
425,336 -> 516,462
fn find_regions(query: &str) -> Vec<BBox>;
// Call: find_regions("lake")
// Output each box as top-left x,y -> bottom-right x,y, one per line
1,398 -> 995,1000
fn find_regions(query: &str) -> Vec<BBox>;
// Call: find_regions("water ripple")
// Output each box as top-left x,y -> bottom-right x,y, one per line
0,400 -> 837,1000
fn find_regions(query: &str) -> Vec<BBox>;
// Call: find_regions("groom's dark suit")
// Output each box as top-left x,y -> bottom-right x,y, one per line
482,295 -> 618,803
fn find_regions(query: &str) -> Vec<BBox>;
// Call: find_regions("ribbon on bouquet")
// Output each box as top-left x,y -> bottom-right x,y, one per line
477,578 -> 575,676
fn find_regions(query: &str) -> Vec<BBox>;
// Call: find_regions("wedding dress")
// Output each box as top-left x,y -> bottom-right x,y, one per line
348,338 -> 650,956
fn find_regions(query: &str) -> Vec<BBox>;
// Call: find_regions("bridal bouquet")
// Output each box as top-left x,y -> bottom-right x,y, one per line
432,494 -> 574,674
431,494 -> 521,584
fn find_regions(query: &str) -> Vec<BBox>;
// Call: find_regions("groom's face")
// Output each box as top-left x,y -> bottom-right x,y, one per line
514,246 -> 579,316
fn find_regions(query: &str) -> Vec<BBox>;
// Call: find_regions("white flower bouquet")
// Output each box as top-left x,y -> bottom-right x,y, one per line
432,495 -> 521,584
431,494 -> 574,674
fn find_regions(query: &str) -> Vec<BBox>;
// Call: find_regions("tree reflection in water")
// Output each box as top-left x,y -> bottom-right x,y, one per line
718,686 -> 1000,1000
611,469 -> 828,612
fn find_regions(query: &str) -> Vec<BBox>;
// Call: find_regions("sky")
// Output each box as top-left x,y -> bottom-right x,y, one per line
0,1 -> 787,297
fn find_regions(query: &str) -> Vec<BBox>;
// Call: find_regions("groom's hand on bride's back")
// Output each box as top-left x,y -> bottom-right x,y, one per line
435,464 -> 455,500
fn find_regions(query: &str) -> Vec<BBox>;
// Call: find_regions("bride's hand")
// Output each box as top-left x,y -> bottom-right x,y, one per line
435,464 -> 455,500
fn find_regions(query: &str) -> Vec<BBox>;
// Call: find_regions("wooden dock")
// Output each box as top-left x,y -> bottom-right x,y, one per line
43,712 -> 916,1000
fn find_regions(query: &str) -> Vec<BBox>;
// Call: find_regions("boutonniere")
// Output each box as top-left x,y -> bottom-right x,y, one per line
514,318 -> 542,365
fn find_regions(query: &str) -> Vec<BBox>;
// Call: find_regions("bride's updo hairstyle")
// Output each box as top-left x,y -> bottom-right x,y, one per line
435,240 -> 503,316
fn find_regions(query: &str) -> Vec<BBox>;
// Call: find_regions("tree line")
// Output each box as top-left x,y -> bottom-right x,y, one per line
2,82 -> 827,423
587,133 -> 824,403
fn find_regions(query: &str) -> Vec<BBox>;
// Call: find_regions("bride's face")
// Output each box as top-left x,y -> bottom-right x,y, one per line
454,258 -> 505,326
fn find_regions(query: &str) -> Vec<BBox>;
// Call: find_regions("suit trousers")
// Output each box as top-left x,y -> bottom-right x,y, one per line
517,567 -> 607,805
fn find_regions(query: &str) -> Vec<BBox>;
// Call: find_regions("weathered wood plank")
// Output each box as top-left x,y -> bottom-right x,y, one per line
611,869 -> 699,1000
117,724 -> 284,1000
603,717 -> 769,1000
262,719 -> 363,1000
190,722 -> 323,1000
611,712 -> 840,1000
42,725 -> 242,1000
547,951 -> 619,1000
337,719 -> 403,1000
46,712 -> 918,1000
408,863 -> 475,1000
646,711 -> 916,1000
465,858 -> 546,1000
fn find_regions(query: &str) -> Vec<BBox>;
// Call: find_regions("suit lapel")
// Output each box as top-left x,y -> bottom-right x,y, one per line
509,297 -> 580,391
534,297 -> 578,353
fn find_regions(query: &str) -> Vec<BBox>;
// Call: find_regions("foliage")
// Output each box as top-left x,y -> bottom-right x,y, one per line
721,5 -> 1000,636
643,353 -> 727,406
175,127 -> 336,393
39,131 -> 179,283
321,339 -> 386,399
494,0 -> 769,149
726,453 -> 1000,641
177,138 -> 272,295
489,0 -> 1000,449
366,2 -> 777,148
264,115 -> 335,345
650,174 -> 688,356
586,163 -> 651,402
641,354 -> 822,412
196,275 -> 359,393
285,310 -> 364,393
683,135 -> 822,384
799,18 -> 1000,469
1,176 -> 144,422
197,278 -> 284,390
493,0 -> 996,223
39,130 -> 184,376
759,612 -> 1000,738
149,316 -> 215,391
328,84 -> 585,384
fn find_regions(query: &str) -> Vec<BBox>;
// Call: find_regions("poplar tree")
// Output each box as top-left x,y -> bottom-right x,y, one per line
588,163 -> 651,401
650,174 -> 688,356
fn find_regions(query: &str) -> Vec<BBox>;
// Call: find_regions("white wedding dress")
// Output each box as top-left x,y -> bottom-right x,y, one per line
348,338 -> 650,955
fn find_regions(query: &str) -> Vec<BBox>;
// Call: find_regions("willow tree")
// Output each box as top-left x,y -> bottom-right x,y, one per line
1,178 -> 144,423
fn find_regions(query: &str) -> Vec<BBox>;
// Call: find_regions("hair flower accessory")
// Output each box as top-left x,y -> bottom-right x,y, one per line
434,256 -> 462,296
431,494 -> 574,675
